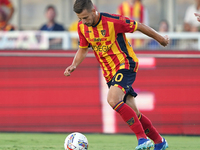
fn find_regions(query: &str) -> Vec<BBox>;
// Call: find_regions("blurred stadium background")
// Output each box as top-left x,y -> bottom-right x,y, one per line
10,0 -> 194,31
0,0 -> 200,137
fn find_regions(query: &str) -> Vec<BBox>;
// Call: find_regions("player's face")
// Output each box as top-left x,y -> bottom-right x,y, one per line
76,9 -> 96,27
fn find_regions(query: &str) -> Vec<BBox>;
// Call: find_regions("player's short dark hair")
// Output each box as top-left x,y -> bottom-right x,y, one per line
73,0 -> 94,14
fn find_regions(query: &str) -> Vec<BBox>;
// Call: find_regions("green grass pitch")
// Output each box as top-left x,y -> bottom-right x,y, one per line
0,132 -> 200,150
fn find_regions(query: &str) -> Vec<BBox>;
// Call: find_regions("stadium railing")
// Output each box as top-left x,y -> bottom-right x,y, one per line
0,31 -> 200,50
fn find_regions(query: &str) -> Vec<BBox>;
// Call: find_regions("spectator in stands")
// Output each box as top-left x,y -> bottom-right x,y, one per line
147,20 -> 177,50
0,8 -> 14,31
158,20 -> 169,33
0,0 -> 14,30
117,0 -> 148,49
40,5 -> 65,31
40,5 -> 66,49
184,0 -> 200,32
147,20 -> 168,49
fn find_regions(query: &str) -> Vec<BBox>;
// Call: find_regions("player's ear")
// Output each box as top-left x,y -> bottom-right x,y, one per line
91,8 -> 96,13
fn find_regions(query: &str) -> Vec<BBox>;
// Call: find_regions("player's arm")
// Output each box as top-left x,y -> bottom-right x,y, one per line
64,21 -> 89,77
64,47 -> 89,76
136,22 -> 169,47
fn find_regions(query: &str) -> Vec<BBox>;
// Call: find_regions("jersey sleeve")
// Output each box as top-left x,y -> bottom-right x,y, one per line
77,23 -> 89,48
114,15 -> 138,34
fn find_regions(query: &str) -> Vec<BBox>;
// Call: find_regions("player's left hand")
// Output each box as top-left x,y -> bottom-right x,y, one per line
64,65 -> 76,76
194,13 -> 200,22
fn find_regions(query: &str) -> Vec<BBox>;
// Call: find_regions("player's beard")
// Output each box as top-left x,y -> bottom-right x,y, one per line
84,23 -> 92,27
84,16 -> 95,27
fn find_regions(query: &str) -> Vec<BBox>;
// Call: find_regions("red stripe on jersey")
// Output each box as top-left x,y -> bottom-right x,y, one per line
134,62 -> 139,72
84,25 -> 89,38
107,47 -> 121,74
99,52 -> 112,79
92,26 -> 99,37
94,53 -> 109,78
106,41 -> 111,45
94,52 -> 108,77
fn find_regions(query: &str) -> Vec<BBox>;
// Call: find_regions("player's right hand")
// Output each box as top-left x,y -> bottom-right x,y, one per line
160,35 -> 170,47
64,65 -> 76,76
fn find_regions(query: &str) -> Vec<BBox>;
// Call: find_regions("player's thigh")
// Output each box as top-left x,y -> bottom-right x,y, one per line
107,85 -> 125,107
125,95 -> 140,116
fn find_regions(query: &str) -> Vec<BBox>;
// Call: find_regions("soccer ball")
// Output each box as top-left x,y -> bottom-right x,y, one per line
64,132 -> 88,150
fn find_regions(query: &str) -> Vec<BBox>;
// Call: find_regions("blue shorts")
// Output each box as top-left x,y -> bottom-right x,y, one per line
107,69 -> 137,102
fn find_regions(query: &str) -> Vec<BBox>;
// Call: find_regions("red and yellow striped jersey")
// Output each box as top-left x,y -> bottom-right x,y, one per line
78,12 -> 139,82
117,1 -> 145,23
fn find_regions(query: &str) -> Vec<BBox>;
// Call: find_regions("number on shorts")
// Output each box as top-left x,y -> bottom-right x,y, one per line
115,73 -> 123,82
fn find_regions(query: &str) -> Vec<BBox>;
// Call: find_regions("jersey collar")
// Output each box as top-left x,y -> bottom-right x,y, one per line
92,12 -> 101,27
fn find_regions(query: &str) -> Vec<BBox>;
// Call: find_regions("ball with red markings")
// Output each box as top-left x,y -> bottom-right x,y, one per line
64,132 -> 88,150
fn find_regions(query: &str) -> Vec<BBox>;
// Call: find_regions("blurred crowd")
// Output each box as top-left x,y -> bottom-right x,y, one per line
1,0 -> 200,50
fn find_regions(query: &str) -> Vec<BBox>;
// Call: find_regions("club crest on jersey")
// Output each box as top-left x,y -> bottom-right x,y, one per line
101,30 -> 106,36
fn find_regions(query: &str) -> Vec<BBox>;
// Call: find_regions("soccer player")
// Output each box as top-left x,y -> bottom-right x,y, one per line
64,0 -> 169,149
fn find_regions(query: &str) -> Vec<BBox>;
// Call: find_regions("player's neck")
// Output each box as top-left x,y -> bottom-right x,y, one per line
93,11 -> 100,26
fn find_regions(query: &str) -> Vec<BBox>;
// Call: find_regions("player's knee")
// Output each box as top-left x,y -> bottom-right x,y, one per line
107,98 -> 118,108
